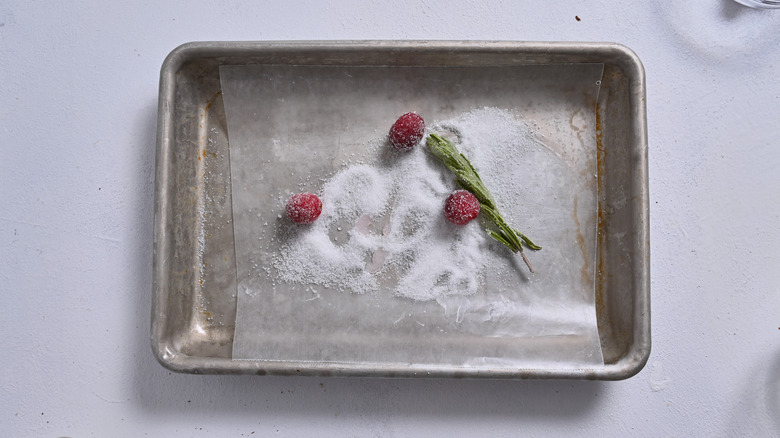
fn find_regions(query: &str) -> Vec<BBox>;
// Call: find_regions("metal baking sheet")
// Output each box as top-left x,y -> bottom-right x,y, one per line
151,41 -> 650,379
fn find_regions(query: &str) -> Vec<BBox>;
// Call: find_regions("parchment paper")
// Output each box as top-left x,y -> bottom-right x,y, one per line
221,63 -> 605,369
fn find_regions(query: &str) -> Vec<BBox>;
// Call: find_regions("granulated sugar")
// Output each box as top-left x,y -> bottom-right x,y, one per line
272,107 -> 536,301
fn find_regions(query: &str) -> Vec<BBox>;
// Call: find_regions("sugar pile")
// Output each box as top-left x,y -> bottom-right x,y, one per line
272,107 -> 536,301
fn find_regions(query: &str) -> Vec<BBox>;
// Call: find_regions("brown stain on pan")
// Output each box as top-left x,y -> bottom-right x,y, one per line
197,91 -> 223,161
205,90 -> 222,113
572,197 -> 590,290
594,101 -> 615,362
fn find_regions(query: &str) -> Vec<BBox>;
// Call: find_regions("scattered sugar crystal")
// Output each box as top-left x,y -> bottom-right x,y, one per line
273,107 -> 536,301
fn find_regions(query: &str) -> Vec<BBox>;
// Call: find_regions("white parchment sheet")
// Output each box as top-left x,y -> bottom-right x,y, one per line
221,63 -> 605,370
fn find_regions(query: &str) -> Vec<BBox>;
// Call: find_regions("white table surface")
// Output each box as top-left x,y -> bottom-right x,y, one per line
2,1 -> 779,436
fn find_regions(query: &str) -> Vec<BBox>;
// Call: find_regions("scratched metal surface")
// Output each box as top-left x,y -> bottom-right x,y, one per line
151,41 -> 649,379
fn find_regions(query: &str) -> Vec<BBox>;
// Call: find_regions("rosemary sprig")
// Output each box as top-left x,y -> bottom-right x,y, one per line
426,133 -> 540,273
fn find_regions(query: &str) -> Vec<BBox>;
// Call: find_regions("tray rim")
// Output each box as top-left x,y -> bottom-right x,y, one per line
151,40 -> 650,380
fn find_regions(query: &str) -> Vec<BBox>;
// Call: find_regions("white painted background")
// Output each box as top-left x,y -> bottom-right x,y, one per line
2,1 -> 779,436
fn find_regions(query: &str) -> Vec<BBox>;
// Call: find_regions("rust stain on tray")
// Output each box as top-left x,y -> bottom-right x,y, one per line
594,105 -> 607,311
572,197 -> 590,290
594,101 -> 617,360
205,91 -> 222,113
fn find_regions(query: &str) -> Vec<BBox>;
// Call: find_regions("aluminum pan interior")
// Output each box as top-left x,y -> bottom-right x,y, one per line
151,41 -> 649,379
